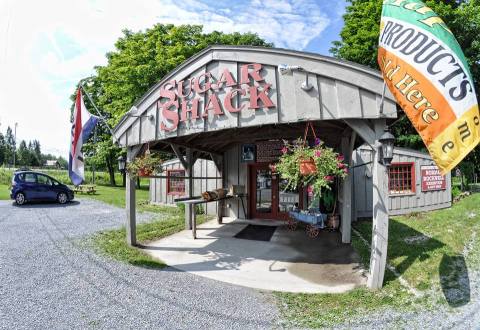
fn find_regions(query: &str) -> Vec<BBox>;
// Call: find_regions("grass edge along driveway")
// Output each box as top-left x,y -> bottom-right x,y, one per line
276,193 -> 480,328
82,185 -> 210,269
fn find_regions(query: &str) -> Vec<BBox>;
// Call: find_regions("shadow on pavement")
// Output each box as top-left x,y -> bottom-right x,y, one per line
12,201 -> 81,208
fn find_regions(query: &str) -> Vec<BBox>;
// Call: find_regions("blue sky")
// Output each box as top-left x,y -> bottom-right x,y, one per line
0,0 -> 346,157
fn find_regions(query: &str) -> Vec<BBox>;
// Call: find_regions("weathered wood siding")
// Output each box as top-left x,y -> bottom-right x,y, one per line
353,146 -> 452,218
114,46 -> 397,146
149,158 -> 220,216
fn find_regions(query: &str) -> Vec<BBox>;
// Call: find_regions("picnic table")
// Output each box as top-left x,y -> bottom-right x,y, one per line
73,185 -> 97,194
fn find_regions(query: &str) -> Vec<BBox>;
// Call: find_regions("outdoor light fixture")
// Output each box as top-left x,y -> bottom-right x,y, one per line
278,64 -> 301,75
126,106 -> 154,121
278,64 -> 313,91
379,127 -> 395,166
117,155 -> 126,173
301,72 -> 313,91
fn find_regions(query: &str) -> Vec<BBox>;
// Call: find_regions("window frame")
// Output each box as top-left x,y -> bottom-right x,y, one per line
388,162 -> 416,195
166,169 -> 186,195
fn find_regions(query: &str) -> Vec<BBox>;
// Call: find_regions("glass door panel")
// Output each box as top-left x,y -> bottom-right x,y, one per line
255,169 -> 272,214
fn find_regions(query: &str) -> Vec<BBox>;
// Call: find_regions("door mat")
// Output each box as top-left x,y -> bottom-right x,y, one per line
234,224 -> 277,242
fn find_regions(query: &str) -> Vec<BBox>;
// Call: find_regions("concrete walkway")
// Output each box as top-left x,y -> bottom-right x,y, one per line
144,218 -> 366,293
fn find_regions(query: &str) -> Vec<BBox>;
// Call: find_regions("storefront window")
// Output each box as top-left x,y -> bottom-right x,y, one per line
389,163 -> 415,194
167,170 -> 185,195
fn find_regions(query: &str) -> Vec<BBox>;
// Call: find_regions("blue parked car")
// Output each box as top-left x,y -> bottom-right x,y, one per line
10,171 -> 74,205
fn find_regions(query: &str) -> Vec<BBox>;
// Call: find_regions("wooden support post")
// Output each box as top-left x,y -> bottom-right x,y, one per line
340,132 -> 355,244
125,145 -> 141,246
192,205 -> 197,239
211,153 -> 224,224
217,199 -> 224,224
367,119 -> 389,289
185,148 -> 194,230
126,172 -> 136,246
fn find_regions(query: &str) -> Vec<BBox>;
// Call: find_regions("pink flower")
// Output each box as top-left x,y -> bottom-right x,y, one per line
337,154 -> 344,162
307,185 -> 313,193
269,164 -> 277,172
343,168 -> 349,174
337,162 -> 345,169
314,150 -> 322,157
281,147 -> 288,154
324,175 -> 334,182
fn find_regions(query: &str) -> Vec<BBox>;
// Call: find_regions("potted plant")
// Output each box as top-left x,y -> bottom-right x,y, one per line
126,151 -> 162,178
275,137 -> 348,199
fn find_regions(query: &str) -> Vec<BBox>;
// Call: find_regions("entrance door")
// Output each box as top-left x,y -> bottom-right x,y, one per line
249,164 -> 302,220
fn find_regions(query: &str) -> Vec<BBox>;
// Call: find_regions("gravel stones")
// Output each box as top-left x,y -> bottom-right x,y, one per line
0,199 -> 279,329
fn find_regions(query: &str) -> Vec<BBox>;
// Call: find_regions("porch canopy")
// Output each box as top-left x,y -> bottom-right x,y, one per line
113,46 -> 398,289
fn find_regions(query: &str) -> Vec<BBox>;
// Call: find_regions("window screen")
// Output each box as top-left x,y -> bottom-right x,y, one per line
389,163 -> 415,194
167,170 -> 185,195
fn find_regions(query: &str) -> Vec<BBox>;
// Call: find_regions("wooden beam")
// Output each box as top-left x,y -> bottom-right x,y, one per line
125,145 -> 142,246
340,132 -> 354,244
185,148 -> 194,230
170,144 -> 187,169
367,119 -> 389,289
210,153 -> 222,172
344,119 -> 376,146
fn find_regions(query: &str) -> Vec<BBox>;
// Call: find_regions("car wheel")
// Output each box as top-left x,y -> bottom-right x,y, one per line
57,192 -> 68,204
15,192 -> 26,205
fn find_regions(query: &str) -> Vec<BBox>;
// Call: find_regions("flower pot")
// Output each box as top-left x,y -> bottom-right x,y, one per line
138,168 -> 153,177
300,158 -> 317,175
327,214 -> 340,230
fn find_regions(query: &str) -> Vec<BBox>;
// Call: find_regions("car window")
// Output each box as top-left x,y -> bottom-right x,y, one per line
37,174 -> 52,185
23,173 -> 36,183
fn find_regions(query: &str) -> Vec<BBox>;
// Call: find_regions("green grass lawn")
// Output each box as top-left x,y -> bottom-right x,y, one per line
0,184 -> 10,200
80,183 -> 211,268
77,184 -> 150,210
277,193 -> 480,328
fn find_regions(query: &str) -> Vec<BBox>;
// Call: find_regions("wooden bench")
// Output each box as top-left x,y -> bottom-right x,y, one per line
73,185 -> 97,194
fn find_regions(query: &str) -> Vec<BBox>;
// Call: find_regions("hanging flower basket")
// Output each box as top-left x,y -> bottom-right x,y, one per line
300,158 -> 317,175
137,168 -> 153,177
274,122 -> 348,199
126,151 -> 162,179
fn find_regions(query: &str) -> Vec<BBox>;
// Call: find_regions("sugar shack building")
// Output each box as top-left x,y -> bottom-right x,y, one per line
113,46 -> 451,288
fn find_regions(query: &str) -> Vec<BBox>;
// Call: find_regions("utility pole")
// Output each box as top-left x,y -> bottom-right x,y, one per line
13,122 -> 17,169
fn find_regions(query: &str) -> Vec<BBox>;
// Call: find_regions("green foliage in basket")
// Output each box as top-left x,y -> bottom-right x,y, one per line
274,138 -> 348,197
126,152 -> 162,178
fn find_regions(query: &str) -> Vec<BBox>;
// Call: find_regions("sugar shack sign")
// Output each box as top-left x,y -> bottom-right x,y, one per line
157,63 -> 276,132
421,165 -> 446,192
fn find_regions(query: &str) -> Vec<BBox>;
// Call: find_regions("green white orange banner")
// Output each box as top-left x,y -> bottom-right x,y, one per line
379,0 -> 479,175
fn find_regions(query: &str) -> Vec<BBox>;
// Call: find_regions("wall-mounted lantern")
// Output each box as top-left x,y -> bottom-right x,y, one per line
118,155 -> 126,173
379,128 -> 395,166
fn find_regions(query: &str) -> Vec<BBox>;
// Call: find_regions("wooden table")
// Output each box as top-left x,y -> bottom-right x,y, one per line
179,195 -> 246,239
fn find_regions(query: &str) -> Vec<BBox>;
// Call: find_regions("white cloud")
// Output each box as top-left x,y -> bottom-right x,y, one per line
0,0 -> 332,157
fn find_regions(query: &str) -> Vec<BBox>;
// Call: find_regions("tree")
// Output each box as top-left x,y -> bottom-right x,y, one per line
331,0 -> 480,167
75,24 -> 272,185
16,140 -> 30,167
0,132 -> 5,166
4,126 -> 15,166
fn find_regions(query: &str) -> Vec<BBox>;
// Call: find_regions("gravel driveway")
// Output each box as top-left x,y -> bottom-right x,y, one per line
0,199 -> 279,329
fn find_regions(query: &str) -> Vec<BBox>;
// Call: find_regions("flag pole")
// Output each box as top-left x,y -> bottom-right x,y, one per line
78,81 -> 117,142
379,81 -> 386,117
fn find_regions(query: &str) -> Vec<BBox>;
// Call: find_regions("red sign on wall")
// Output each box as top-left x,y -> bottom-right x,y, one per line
421,165 -> 446,192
